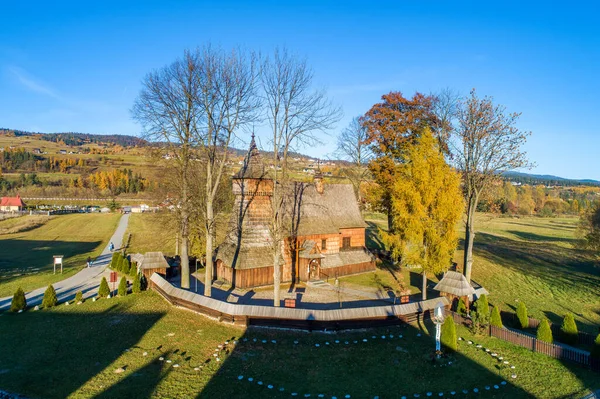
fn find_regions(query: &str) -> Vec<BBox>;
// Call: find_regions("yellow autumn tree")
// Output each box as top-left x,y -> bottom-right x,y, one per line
380,128 -> 464,300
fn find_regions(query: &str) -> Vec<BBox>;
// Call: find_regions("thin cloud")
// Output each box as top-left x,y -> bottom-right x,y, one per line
7,66 -> 62,100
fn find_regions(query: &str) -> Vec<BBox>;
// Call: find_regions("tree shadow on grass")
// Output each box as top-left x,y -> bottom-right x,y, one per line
196,321 -> 554,398
506,230 -> 578,244
0,300 -> 165,399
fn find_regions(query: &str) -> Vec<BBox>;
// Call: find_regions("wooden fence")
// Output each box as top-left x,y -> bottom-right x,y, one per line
149,273 -> 442,331
489,325 -> 597,371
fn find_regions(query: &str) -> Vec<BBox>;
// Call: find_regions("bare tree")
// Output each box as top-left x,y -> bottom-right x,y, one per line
261,48 -> 342,306
451,89 -> 531,283
194,46 -> 260,297
335,117 -> 372,205
132,50 -> 202,289
431,87 -> 460,153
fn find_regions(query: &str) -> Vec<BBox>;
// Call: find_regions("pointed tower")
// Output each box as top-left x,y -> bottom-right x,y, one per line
215,134 -> 276,287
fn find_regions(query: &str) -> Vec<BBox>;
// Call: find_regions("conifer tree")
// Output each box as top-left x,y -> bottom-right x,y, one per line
118,276 -> 127,296
140,274 -> 148,291
122,258 -> 131,275
132,273 -> 141,294
380,129 -> 464,300
475,294 -> 490,325
560,313 -> 578,345
75,290 -> 84,303
516,302 -> 528,329
456,297 -> 467,316
490,305 -> 503,328
42,285 -> 58,308
10,287 -> 27,312
98,277 -> 110,298
536,318 -> 553,343
110,252 -> 120,269
128,261 -> 137,276
441,316 -> 457,352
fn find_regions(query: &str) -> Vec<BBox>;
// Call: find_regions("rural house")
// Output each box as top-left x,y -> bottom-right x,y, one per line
0,195 -> 26,212
215,136 -> 375,288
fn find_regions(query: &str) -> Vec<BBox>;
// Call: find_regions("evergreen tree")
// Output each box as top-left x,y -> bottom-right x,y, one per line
560,313 -> 578,345
122,258 -> 131,276
118,276 -> 127,296
98,277 -> 110,298
536,319 -> 553,343
42,285 -> 58,308
380,129 -> 464,300
456,297 -> 467,316
132,273 -> 141,294
75,290 -> 84,303
140,274 -> 148,291
490,305 -> 503,328
441,316 -> 457,352
129,261 -> 137,276
475,295 -> 490,325
10,287 -> 27,312
110,252 -> 120,269
516,302 -> 528,329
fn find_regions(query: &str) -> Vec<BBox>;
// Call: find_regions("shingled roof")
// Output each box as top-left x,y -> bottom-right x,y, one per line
292,183 -> 365,236
433,271 -> 475,297
216,242 -> 282,270
234,133 -> 267,180
135,252 -> 170,270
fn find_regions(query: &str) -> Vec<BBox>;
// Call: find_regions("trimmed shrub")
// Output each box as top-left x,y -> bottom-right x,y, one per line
98,277 -> 110,298
128,261 -> 137,276
132,273 -> 141,294
118,276 -> 127,296
475,294 -> 490,325
10,287 -> 27,312
122,258 -> 131,276
490,305 -> 503,328
560,313 -> 578,345
42,285 -> 58,308
456,297 -> 467,316
110,252 -> 120,269
75,291 -> 84,303
516,302 -> 528,329
441,316 -> 457,352
537,318 -> 553,343
592,334 -> 600,359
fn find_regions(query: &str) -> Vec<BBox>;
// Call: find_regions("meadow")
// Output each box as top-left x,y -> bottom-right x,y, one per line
0,291 -> 597,399
0,213 -> 120,297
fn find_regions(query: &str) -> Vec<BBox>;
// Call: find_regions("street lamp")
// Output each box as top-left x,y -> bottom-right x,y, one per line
433,301 -> 446,356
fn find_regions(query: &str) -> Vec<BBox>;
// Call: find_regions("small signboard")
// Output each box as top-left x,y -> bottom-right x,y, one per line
109,272 -> 118,283
53,255 -> 64,274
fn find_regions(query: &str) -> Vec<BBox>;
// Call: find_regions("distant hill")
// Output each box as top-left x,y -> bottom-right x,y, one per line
0,128 -> 146,147
502,171 -> 600,187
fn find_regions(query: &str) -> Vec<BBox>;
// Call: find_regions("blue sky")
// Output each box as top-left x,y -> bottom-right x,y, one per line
1,1 -> 599,179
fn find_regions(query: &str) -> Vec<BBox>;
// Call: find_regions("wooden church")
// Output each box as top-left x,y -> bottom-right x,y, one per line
215,136 -> 376,288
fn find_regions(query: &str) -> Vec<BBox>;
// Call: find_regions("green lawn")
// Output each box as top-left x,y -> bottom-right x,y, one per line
457,215 -> 600,334
364,212 -> 600,335
0,213 -> 120,297
0,292 -> 596,398
126,213 -> 177,255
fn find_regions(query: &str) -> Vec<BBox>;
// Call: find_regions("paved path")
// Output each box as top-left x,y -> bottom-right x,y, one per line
0,213 -> 130,310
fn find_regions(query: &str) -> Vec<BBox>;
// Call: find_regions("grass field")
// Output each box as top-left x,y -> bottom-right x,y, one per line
363,213 -> 600,335
126,213 -> 178,255
0,213 -> 120,297
0,291 -> 596,398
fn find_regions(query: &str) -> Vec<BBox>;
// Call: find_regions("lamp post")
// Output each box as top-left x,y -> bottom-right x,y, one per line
433,301 -> 446,357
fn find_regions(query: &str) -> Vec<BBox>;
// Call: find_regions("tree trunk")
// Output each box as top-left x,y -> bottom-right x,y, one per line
180,216 -> 190,289
463,195 -> 477,283
273,244 -> 281,307
204,164 -> 214,297
422,270 -> 427,301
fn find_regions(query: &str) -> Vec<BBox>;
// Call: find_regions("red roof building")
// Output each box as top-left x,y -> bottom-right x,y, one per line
0,195 -> 26,212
